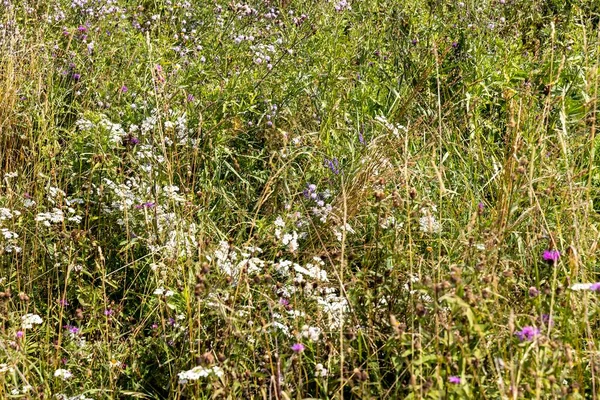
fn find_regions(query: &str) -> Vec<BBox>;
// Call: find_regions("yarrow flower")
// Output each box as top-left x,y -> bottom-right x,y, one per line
21,314 -> 43,329
515,326 -> 540,341
54,369 -> 73,380
542,249 -> 560,263
177,366 -> 224,384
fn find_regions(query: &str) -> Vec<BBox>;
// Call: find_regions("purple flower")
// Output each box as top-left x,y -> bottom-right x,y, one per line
120,85 -> 128,93
130,137 -> 140,145
515,326 -> 540,341
324,157 -> 340,175
540,314 -> 553,327
64,325 -> 79,334
187,94 -> 195,102
72,73 -> 81,81
448,376 -> 461,384
104,309 -> 114,316
16,330 -> 24,338
58,298 -> 69,306
291,343 -> 305,353
279,298 -> 289,306
542,249 -> 560,264
528,286 -> 539,297
590,283 -> 600,292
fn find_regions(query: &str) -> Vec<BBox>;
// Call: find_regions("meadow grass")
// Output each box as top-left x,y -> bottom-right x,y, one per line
1,0 -> 600,398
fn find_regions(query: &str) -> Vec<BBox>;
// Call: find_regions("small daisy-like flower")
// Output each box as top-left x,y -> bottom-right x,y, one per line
542,249 -> 560,263
291,343 -> 305,353
515,326 -> 540,341
448,376 -> 461,384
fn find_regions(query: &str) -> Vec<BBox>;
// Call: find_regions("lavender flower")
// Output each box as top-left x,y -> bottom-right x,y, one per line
448,376 -> 461,384
528,286 -> 539,297
515,326 -> 540,341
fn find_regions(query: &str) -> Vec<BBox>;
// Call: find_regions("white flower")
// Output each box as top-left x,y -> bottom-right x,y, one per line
419,209 -> 441,234
21,313 -> 43,329
0,363 -> 13,373
54,369 -> 73,380
178,365 -> 224,384
301,325 -> 321,342
570,283 -> 594,291
315,363 -> 328,377
274,216 -> 285,228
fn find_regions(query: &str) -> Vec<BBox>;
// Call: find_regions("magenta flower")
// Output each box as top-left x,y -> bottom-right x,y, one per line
120,85 -> 128,93
515,326 -> 540,341
448,376 -> 461,384
591,283 -> 600,292
16,330 -> 24,338
542,249 -> 560,263
291,343 -> 305,353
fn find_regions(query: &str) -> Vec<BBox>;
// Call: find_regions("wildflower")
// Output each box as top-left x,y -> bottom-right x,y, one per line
120,85 -> 128,93
21,314 -> 43,329
591,283 -> 600,292
291,343 -> 305,353
570,283 -> 594,291
528,287 -> 539,297
515,326 -> 540,341
178,366 -> 223,384
301,325 -> 321,342
54,369 -> 73,380
315,363 -> 328,377
419,210 -> 441,234
542,249 -> 560,264
16,331 -> 23,338
448,376 -> 461,384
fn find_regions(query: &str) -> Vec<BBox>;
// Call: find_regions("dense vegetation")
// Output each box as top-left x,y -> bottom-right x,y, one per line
1,0 -> 600,398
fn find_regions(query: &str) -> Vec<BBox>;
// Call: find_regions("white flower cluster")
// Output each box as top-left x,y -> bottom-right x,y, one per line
36,208 -> 64,226
210,241 -> 267,279
419,207 -> 441,234
315,363 -> 328,377
153,287 -> 174,297
294,257 -> 328,282
178,365 -> 224,384
53,369 -> 73,380
301,325 -> 321,342
274,216 -> 302,252
333,223 -> 355,242
0,206 -> 21,253
0,208 -> 20,220
21,313 -> 43,329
